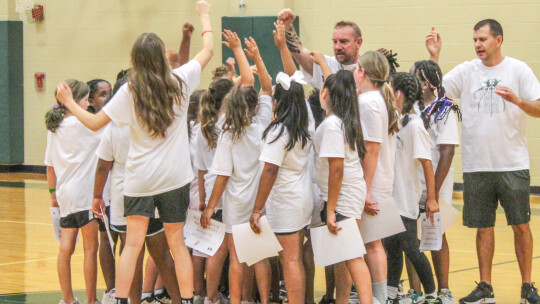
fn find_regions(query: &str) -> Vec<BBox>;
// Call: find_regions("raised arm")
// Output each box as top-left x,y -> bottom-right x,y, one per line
309,51 -> 332,81
56,82 -> 111,131
193,0 -> 214,70
222,30 -> 254,86
277,9 -> 314,76
425,26 -> 441,63
244,37 -> 272,96
274,20 -> 297,76
178,22 -> 194,66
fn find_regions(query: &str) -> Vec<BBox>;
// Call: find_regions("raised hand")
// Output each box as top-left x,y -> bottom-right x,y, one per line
308,51 -> 325,65
426,26 -> 442,61
273,21 -> 287,49
222,29 -> 242,50
56,82 -> 74,105
196,0 -> 211,16
225,57 -> 236,69
244,37 -> 261,60
182,22 -> 194,38
277,8 -> 295,30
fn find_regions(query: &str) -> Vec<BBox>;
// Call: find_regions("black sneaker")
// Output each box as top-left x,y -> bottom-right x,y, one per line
385,298 -> 398,304
459,282 -> 496,304
141,294 -> 156,304
318,295 -> 335,304
156,289 -> 172,304
522,283 -> 540,304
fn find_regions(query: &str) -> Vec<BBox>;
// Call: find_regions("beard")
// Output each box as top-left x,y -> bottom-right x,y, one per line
335,51 -> 356,65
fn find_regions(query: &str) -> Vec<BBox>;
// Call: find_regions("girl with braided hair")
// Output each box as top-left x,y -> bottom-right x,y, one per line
383,72 -> 440,304
408,60 -> 460,303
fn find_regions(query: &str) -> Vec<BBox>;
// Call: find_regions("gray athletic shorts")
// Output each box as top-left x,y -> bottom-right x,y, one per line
463,170 -> 530,228
124,184 -> 190,223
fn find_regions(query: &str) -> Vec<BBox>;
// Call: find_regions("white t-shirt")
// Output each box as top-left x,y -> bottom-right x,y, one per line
304,55 -> 357,90
393,115 -> 432,219
194,115 -> 226,209
259,123 -> 313,233
314,114 -> 367,219
358,90 -> 397,200
95,122 -> 130,226
210,95 -> 273,233
44,116 -> 101,217
189,122 -> 201,210
443,57 -> 540,172
414,102 -> 460,204
103,59 -> 201,196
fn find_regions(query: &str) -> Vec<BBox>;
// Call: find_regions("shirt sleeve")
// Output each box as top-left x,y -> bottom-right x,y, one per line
435,110 -> 460,147
319,127 -> 345,159
102,84 -> 132,127
411,121 -> 432,161
210,132 -> 233,176
442,63 -> 465,99
358,98 -> 383,143
96,124 -> 114,161
259,125 -> 288,167
517,62 -> 540,101
173,59 -> 202,97
253,94 -> 273,129
44,131 -> 53,166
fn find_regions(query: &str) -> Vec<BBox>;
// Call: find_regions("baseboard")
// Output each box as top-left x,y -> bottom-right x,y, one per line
0,164 -> 46,174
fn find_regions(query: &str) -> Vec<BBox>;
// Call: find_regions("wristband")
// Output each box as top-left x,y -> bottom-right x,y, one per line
49,188 -> 56,194
201,30 -> 213,36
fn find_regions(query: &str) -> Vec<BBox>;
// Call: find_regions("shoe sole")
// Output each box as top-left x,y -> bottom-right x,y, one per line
520,299 -> 540,304
458,298 -> 496,304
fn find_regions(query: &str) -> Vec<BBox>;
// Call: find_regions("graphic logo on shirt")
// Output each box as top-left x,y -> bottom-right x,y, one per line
473,79 -> 505,116
396,135 -> 404,151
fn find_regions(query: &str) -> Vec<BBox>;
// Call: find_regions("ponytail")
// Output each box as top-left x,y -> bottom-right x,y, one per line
46,79 -> 90,132
199,78 -> 234,149
390,72 -> 426,129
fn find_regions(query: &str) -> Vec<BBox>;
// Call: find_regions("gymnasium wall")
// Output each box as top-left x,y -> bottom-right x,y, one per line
1,0 -> 539,184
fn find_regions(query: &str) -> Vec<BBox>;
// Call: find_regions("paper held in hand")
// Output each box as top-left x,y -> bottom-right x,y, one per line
419,212 -> 442,251
232,216 -> 282,266
311,218 -> 367,267
100,207 -> 115,256
417,199 -> 460,239
183,210 -> 226,257
359,197 -> 406,244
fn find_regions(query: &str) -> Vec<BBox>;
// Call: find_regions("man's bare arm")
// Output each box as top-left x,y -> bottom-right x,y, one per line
278,8 -> 314,76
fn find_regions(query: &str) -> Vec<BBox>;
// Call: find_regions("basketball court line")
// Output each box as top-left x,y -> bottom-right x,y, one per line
0,254 -> 83,267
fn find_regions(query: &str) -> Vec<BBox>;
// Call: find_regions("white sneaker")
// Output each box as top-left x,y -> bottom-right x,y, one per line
218,293 -> 229,304
194,295 -> 204,304
101,289 -> 115,304
59,298 -> 81,304
438,289 -> 455,304
204,297 -> 220,304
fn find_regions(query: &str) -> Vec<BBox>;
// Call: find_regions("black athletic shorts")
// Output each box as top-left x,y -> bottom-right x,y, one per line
463,170 -> 530,228
97,205 -> 111,232
60,209 -> 97,229
124,184 -> 190,223
110,217 -> 165,237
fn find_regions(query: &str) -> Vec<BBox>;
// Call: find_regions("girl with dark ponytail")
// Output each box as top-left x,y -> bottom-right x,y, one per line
408,60 -> 460,301
384,72 -> 440,304
313,68 -> 373,304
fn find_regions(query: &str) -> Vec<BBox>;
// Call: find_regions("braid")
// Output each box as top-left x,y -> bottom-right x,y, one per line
415,60 -> 462,125
390,72 -> 426,128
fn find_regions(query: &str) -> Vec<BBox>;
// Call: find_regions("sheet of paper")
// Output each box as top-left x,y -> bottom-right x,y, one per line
417,200 -> 460,239
360,197 -> 405,243
419,212 -> 442,251
232,216 -> 283,266
100,207 -> 115,256
183,210 -> 226,257
311,218 -> 367,267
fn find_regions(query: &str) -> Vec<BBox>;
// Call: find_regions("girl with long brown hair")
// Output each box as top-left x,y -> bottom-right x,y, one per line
54,2 -> 214,303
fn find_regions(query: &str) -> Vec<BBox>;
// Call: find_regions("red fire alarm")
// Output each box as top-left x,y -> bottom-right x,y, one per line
35,72 -> 45,90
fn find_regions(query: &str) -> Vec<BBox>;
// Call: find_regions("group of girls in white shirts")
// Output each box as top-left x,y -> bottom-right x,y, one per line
45,2 -> 461,304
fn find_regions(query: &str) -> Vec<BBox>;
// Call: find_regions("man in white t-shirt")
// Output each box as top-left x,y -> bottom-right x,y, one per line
428,19 -> 540,304
277,8 -> 362,90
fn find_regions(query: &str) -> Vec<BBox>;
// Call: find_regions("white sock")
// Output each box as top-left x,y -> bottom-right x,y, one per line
427,291 -> 437,298
373,281 -> 388,303
142,292 -> 152,299
387,286 -> 398,300
154,288 -> 164,296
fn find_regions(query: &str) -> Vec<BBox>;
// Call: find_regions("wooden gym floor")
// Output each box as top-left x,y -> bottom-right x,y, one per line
0,172 -> 539,303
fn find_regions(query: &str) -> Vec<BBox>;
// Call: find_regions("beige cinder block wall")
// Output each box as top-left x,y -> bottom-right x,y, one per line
6,0 -> 540,185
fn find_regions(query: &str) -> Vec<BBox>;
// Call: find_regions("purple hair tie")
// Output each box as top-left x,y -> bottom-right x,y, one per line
54,103 -> 61,109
